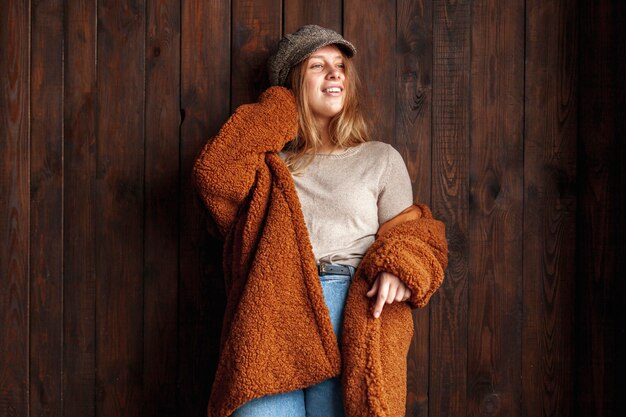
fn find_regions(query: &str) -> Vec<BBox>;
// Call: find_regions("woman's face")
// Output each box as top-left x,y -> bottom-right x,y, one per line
303,45 -> 346,124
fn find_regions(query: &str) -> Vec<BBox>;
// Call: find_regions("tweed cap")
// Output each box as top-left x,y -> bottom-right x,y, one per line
268,25 -> 356,87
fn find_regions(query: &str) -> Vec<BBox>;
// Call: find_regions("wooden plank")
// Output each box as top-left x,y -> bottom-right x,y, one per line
95,1 -> 145,415
397,0 -> 433,204
284,0 -> 341,34
467,1 -> 524,416
616,57 -> 626,417
0,0 -> 30,416
144,0 -> 180,415
231,0 -> 282,108
179,0 -> 230,414
615,26 -> 626,415
30,0 -> 64,416
63,0 -> 98,415
396,1 -> 432,415
523,0 -> 577,416
430,0 -> 470,416
344,0 -> 396,143
576,1 -> 626,415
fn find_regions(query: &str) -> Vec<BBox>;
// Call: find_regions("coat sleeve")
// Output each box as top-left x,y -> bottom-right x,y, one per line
192,87 -> 298,238
359,204 -> 448,308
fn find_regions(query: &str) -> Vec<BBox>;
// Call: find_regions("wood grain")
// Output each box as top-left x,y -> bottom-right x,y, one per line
284,0 -> 342,34
179,0 -> 230,414
397,0 -> 433,203
0,2 -> 622,416
344,0 -> 396,143
231,0 -> 282,108
430,1 -> 470,416
30,0 -> 64,415
95,1 -> 145,416
0,1 -> 29,416
467,1 -> 525,416
63,0 -> 98,416
396,1 -> 432,415
523,0 -> 577,416
576,1 -> 626,416
144,0 -> 180,415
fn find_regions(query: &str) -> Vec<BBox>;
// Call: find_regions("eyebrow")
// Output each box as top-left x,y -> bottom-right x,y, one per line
309,54 -> 343,60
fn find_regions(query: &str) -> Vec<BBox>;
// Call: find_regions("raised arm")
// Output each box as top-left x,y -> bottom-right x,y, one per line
192,87 -> 298,238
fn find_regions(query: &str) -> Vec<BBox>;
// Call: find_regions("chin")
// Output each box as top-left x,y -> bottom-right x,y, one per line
321,111 -> 342,120
326,105 -> 344,117
311,103 -> 344,121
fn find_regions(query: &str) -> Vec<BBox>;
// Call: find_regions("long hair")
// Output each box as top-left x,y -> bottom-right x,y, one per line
282,51 -> 369,174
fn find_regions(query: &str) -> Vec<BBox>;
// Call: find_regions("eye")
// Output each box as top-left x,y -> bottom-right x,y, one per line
310,63 -> 323,70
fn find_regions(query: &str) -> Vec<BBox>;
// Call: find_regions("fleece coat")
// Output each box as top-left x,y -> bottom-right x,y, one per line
192,87 -> 448,417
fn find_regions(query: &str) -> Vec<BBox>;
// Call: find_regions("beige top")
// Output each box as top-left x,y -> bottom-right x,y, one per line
280,141 -> 413,268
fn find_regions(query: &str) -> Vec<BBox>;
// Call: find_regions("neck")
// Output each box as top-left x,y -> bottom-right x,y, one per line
316,119 -> 338,154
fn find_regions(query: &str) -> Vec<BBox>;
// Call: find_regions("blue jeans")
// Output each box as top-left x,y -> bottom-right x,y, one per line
232,267 -> 354,417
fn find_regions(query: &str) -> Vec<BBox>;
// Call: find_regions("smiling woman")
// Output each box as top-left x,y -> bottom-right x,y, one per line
192,25 -> 448,417
280,34 -> 368,171
303,46 -> 346,121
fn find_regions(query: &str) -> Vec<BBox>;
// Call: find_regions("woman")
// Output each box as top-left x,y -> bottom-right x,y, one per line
193,25 -> 448,417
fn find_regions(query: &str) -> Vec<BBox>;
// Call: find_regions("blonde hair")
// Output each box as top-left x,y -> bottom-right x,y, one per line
282,51 -> 369,174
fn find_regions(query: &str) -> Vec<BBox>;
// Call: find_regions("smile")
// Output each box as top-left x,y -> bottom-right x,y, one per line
322,87 -> 342,93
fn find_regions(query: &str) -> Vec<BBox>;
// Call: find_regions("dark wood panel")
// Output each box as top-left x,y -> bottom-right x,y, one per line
284,0 -> 342,34
30,0 -> 64,416
0,1 -> 30,416
467,1 -> 524,416
63,0 -> 98,415
430,0 -> 471,416
95,1 -> 145,415
397,0 -> 433,204
523,0 -> 577,416
577,1 -> 626,416
344,0 -> 396,143
0,1 -> 624,416
231,0 -> 282,108
179,0 -> 230,414
144,0 -> 180,415
395,1 -> 433,415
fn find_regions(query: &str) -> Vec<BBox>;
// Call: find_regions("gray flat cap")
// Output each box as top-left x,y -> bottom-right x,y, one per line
268,25 -> 356,87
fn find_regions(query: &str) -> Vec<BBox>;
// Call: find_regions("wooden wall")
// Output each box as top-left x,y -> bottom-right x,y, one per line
1,0 -> 624,416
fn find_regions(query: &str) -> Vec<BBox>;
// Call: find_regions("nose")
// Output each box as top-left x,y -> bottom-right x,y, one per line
326,67 -> 343,79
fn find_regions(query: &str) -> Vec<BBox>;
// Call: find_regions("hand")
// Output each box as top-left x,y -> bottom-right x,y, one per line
366,272 -> 412,318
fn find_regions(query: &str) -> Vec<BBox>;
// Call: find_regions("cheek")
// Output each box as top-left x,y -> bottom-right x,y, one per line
305,81 -> 319,103
304,76 -> 319,97
304,85 -> 323,109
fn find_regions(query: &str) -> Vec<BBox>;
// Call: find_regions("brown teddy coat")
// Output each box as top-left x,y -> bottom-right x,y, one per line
192,87 -> 448,417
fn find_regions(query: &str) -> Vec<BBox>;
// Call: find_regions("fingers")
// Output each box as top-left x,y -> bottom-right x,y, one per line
373,279 -> 389,319
366,278 -> 379,298
387,284 -> 398,305
368,273 -> 413,318
394,286 -> 405,302
396,286 -> 412,302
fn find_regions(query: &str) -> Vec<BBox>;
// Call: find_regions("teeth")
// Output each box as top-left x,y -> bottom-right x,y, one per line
325,87 -> 341,93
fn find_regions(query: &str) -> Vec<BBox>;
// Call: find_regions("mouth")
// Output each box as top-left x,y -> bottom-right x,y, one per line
322,86 -> 343,94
